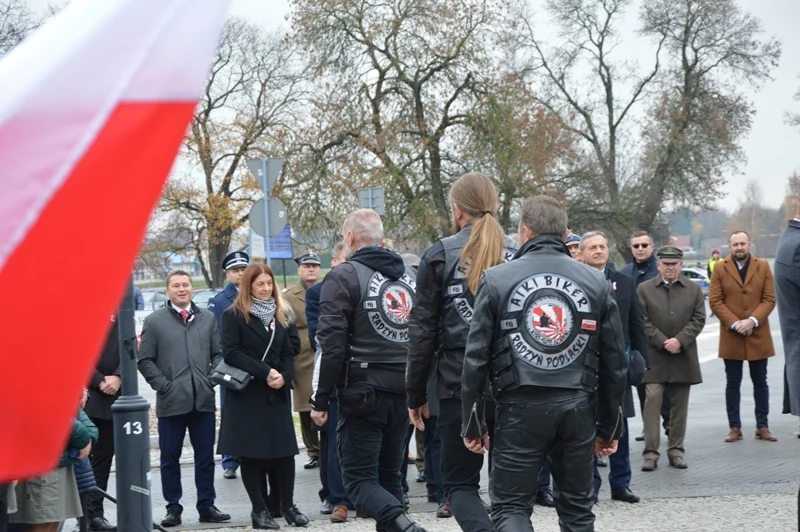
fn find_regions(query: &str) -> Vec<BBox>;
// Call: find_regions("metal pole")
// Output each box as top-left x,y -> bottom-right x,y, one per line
282,259 -> 288,288
262,159 -> 272,268
112,278 -> 153,532
368,188 -> 373,210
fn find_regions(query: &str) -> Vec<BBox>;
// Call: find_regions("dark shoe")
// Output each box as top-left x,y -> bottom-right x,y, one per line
331,505 -> 349,523
641,459 -> 658,472
593,491 -> 599,505
199,505 -> 231,523
665,428 -> 670,437
635,431 -> 644,442
436,502 -> 452,518
416,470 -> 426,483
356,505 -> 369,518
389,513 -> 429,532
304,456 -> 319,469
725,427 -> 743,442
668,456 -> 688,469
535,487 -> 555,508
406,455 -> 415,465
160,508 -> 182,528
427,494 -> 438,503
321,500 -> 333,515
611,488 -> 640,503
251,510 -> 280,530
283,505 -> 309,527
403,493 -> 410,510
597,457 -> 608,467
223,467 -> 237,479
756,427 -> 778,442
88,517 -> 117,531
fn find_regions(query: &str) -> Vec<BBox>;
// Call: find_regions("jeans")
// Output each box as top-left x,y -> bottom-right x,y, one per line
158,409 -> 216,511
725,358 -> 770,429
338,387 -> 408,528
491,394 -> 596,532
439,398 -> 492,532
593,418 -> 631,492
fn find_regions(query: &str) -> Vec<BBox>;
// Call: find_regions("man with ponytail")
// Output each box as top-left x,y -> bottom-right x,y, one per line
461,195 -> 627,532
406,172 -> 515,532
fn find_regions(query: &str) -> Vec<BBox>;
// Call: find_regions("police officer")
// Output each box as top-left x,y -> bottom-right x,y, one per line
461,195 -> 627,532
311,209 -> 427,532
207,251 -> 249,480
406,172 -> 515,531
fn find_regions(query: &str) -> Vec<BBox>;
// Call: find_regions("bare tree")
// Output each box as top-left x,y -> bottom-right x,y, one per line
0,0 -> 41,55
518,0 -> 666,247
288,0 -> 525,240
788,80 -> 800,130
159,19 -> 305,287
639,0 -> 781,226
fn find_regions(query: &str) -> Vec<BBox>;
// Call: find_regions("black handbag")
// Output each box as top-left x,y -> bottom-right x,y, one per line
210,319 -> 275,392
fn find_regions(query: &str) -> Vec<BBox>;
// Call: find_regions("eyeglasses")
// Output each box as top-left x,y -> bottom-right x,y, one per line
632,243 -> 650,249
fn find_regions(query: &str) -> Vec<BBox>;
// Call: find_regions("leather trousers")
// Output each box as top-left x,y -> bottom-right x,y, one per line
491,392 -> 596,532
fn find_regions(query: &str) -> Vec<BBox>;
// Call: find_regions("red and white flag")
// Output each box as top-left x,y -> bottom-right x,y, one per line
0,0 -> 229,482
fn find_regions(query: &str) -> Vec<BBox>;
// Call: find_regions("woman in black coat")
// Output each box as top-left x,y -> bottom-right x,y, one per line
217,264 -> 308,529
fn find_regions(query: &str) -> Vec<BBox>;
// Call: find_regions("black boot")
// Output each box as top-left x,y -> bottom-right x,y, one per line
251,510 -> 280,530
283,505 -> 309,527
388,513 -> 429,532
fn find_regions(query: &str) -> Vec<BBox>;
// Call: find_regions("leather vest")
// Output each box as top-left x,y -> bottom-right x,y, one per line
491,270 -> 601,394
441,228 -> 516,351
348,261 -> 417,365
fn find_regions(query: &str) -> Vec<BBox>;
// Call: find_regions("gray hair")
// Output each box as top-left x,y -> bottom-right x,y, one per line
343,209 -> 384,248
520,196 -> 568,238
579,231 -> 608,251
332,241 -> 348,260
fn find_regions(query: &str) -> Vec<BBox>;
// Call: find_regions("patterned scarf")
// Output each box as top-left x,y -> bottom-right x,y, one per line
250,296 -> 276,326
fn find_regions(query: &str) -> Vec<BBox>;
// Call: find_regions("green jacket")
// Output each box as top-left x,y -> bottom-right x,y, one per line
58,410 -> 99,467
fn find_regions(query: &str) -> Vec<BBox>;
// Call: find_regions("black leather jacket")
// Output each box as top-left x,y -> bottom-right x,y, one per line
460,235 -> 628,441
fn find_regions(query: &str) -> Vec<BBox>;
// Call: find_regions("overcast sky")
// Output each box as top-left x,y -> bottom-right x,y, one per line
28,0 -> 800,211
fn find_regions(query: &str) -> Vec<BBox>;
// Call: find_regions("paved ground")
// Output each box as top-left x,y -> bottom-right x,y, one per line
88,302 -> 800,530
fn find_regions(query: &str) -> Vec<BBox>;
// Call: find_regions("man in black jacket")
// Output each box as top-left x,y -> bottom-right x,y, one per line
84,316 -> 122,531
311,209 -> 427,532
461,196 -> 627,532
581,231 -> 649,504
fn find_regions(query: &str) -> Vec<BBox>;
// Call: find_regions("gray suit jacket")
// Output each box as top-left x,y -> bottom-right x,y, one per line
774,219 -> 800,416
138,304 -> 222,418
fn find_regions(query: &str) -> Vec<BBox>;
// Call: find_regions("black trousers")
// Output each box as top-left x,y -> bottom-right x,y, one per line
240,456 -> 295,514
318,422 -> 330,503
491,394 -> 596,532
439,398 -> 493,532
87,418 -> 115,519
338,387 -> 408,530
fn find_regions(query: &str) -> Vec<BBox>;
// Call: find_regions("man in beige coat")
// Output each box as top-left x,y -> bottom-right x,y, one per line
709,231 -> 777,443
284,253 -> 322,469
637,246 -> 706,472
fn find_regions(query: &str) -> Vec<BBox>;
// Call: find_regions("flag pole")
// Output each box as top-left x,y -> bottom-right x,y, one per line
111,277 -> 153,532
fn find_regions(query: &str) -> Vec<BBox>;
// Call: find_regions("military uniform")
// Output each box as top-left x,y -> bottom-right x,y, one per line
461,235 -> 627,532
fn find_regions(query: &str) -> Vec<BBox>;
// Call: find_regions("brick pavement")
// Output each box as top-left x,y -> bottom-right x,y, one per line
92,306 -> 799,529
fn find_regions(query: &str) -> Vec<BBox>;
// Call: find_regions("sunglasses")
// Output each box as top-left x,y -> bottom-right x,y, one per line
632,243 -> 650,249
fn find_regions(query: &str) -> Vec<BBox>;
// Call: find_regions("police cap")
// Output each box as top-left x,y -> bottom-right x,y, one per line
564,233 -> 581,247
223,251 -> 249,271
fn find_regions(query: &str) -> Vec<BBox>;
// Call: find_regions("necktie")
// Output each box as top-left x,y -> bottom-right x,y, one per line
180,309 -> 189,322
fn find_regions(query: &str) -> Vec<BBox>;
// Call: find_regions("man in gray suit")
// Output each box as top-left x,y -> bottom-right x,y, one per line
139,270 -> 230,528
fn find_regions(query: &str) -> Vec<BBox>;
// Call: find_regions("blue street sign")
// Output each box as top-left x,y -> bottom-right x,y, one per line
268,225 -> 293,259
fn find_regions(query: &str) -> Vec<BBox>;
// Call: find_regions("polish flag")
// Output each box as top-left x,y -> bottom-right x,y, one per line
0,0 -> 229,481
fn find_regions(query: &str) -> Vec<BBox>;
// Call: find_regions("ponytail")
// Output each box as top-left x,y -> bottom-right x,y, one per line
461,212 -> 504,295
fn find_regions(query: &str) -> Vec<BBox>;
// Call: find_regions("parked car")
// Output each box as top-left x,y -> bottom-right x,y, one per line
192,288 -> 222,309
141,288 -> 169,310
681,267 -> 709,297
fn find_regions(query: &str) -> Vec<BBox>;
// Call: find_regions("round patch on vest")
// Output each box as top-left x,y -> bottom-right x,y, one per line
364,271 -> 416,342
503,273 -> 593,371
526,295 -> 574,347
